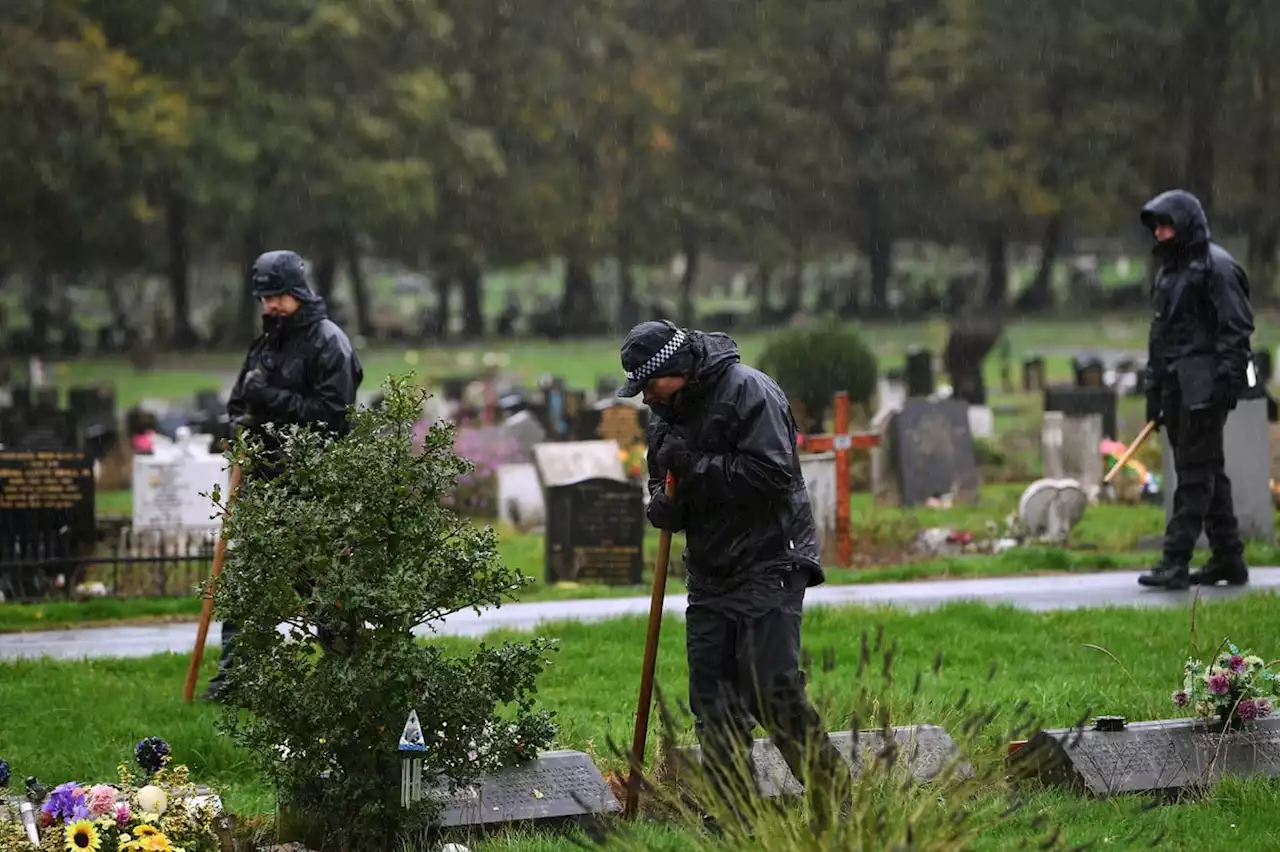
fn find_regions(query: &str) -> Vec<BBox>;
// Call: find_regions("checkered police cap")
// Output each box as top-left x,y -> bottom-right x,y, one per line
617,321 -> 689,398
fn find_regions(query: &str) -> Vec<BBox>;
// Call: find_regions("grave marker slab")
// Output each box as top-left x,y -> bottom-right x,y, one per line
799,451 -> 837,564
532,440 -> 626,488
904,346 -> 934,398
664,726 -> 970,797
497,462 -> 545,530
1043,386 -> 1118,440
1011,716 -> 1280,797
0,449 -> 95,597
132,431 -> 231,532
1061,413 -> 1103,493
544,477 -> 644,585
573,399 -> 649,448
881,400 -> 980,506
435,749 -> 620,826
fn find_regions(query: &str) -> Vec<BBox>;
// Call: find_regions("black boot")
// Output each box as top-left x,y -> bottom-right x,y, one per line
1137,559 -> 1190,590
1191,553 -> 1249,587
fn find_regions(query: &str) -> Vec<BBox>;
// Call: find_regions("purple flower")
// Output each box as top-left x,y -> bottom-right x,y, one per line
115,803 -> 131,826
1236,699 -> 1259,720
1229,655 -> 1246,673
1208,674 -> 1230,695
42,782 -> 85,824
1256,699 -> 1273,718
1172,690 -> 1189,707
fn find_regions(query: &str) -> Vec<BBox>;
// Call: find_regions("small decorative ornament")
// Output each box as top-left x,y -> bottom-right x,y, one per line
136,785 -> 168,816
399,709 -> 426,809
134,738 -> 172,775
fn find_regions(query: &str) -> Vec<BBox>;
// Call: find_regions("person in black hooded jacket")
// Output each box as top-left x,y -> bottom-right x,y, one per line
1136,190 -> 1254,591
204,249 -> 363,700
617,320 -> 849,827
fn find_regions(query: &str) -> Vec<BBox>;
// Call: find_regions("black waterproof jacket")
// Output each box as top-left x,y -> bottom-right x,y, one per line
227,296 -> 363,449
1141,190 -> 1254,402
645,331 -> 823,594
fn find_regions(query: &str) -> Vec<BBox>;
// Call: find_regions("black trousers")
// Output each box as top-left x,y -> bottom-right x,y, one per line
1162,391 -> 1242,564
685,566 -> 849,820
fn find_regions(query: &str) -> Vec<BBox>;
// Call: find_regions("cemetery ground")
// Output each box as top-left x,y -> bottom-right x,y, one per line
3,595 -> 1280,849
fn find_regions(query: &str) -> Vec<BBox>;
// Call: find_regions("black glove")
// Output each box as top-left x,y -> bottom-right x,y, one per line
645,491 -> 684,532
1145,392 -> 1163,426
1211,381 -> 1239,412
242,368 -> 271,404
655,434 -> 696,474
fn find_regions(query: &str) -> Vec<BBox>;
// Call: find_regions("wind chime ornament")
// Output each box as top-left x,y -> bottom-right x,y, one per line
399,709 -> 425,808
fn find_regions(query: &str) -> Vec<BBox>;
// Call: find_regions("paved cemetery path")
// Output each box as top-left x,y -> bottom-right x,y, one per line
2,568 -> 1279,661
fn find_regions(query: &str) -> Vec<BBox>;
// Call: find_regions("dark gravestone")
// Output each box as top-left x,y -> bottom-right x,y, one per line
545,478 -> 644,585
1010,716 -> 1280,798
573,401 -> 649,448
0,449 -> 95,599
1072,354 -> 1106,389
903,347 -> 934,398
9,385 -> 31,412
435,749 -> 621,827
1022,356 -> 1046,392
943,321 -> 1001,405
1043,386 -> 1118,441
7,407 -> 79,452
664,726 -> 971,797
885,399 -> 980,506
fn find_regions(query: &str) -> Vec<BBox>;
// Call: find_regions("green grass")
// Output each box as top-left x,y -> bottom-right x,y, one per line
4,594 -> 1280,848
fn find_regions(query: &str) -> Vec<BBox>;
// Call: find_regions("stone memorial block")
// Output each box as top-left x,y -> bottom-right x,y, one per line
904,346 -> 934,398
1072,354 -> 1106,389
531,440 -> 626,489
5,407 -> 79,452
132,429 -> 231,532
544,477 -> 644,585
0,449 -> 95,594
1022,356 -> 1046,393
799,451 -> 837,563
497,462 -> 545,530
880,400 -> 980,507
1161,398 -> 1273,542
664,726 -> 970,798
1060,413 -> 1104,492
1043,386 -> 1118,441
1018,478 -> 1087,541
1010,716 -> 1280,798
573,399 -> 649,449
434,749 -> 620,827
501,410 -> 547,459
967,405 -> 994,439
1041,411 -> 1065,478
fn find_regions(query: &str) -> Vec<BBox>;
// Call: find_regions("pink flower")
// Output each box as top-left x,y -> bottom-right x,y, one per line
87,784 -> 117,817
1229,655 -> 1246,673
1171,690 -> 1189,707
115,804 -> 131,826
1208,674 -> 1230,695
1236,699 -> 1259,720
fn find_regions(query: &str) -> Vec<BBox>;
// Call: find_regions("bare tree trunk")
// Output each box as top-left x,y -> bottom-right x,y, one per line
459,260 -> 485,339
1183,0 -> 1235,214
1016,214 -> 1063,313
165,187 -> 197,349
313,250 -> 339,300
434,274 -> 453,339
678,227 -> 699,327
1247,9 -> 1280,300
755,262 -> 774,326
984,226 -> 1009,309
345,236 -> 372,339
560,256 -> 598,333
785,235 -> 805,316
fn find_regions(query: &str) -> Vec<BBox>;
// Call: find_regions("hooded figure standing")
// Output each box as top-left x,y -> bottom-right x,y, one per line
1137,191 -> 1254,591
618,320 -> 849,828
204,250 -> 363,700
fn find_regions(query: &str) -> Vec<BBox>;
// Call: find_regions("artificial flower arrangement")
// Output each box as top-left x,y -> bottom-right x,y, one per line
1172,640 -> 1280,726
0,738 -> 223,852
618,444 -> 647,482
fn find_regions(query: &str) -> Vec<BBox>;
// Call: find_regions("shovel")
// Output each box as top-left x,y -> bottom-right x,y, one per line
1100,420 -> 1158,501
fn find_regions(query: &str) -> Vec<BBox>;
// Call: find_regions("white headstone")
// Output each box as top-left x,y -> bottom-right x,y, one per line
799,451 -> 837,563
132,428 -> 230,531
1018,478 -> 1088,541
531,440 -> 625,488
1061,413 -> 1104,493
1042,411 -> 1065,478
968,405 -> 994,439
497,462 -> 545,530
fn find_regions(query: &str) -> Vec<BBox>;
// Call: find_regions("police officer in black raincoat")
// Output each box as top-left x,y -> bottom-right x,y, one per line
1137,190 -> 1254,591
618,320 -> 849,826
204,250 -> 363,700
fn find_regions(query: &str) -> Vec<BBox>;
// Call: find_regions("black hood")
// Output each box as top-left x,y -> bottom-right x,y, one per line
688,330 -> 741,386
1141,190 -> 1210,258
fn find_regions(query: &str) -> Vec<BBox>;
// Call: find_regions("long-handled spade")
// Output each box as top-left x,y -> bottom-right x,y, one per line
183,464 -> 244,703
624,473 -> 676,819
1101,420 -> 1159,501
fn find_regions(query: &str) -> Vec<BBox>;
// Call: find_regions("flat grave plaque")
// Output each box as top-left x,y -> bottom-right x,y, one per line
435,749 -> 621,827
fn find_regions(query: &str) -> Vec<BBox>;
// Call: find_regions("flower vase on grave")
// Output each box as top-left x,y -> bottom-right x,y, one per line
399,710 -> 426,808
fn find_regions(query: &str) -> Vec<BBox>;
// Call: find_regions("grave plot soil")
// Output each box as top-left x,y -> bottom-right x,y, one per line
3,595 -> 1280,849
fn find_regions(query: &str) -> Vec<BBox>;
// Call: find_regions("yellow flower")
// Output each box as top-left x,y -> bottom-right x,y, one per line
135,827 -> 160,837
65,819 -> 102,852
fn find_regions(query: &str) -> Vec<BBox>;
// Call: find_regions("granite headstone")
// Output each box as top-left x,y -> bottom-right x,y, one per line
881,400 -> 980,506
1043,386 -> 1118,441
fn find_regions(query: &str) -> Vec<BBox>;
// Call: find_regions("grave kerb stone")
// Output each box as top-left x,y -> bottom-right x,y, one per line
431,749 -> 621,827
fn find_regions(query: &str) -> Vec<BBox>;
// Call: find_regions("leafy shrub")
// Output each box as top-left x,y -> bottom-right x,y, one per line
757,316 -> 878,432
211,376 -> 557,851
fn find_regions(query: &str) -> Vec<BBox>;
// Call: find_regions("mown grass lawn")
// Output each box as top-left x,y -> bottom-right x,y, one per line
3,594 -> 1280,849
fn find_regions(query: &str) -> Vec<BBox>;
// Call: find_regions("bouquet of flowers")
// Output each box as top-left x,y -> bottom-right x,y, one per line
0,739 -> 222,852
1173,640 -> 1280,725
618,444 -> 647,482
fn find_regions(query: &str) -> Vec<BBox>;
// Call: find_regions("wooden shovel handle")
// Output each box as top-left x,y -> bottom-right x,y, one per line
1103,420 -> 1158,485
